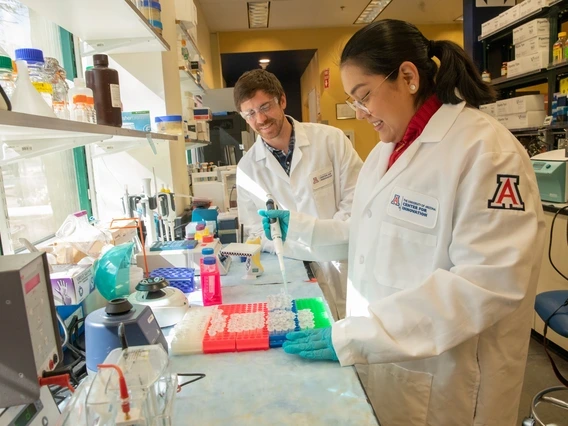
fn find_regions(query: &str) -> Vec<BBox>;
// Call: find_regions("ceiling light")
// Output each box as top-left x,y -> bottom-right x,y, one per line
454,15 -> 463,22
354,0 -> 393,25
248,1 -> 270,29
259,58 -> 270,64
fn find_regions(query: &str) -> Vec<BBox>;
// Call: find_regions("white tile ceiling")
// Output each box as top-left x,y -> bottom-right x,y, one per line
198,0 -> 463,32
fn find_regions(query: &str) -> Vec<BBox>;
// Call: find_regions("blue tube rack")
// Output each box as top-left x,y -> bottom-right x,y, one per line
268,300 -> 300,348
149,267 -> 195,294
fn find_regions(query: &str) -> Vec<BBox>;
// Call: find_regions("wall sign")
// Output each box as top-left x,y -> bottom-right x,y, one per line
323,68 -> 330,89
476,0 -> 515,6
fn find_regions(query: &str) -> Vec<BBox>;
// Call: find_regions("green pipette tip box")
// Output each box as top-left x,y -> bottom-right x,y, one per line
294,297 -> 332,329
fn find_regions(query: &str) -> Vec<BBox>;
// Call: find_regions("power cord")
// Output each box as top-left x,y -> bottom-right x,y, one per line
177,373 -> 206,391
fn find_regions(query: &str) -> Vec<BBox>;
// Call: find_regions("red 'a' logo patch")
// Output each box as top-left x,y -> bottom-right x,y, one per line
488,174 -> 525,211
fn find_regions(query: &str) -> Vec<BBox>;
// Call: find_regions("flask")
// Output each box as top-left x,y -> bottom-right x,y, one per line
85,54 -> 122,127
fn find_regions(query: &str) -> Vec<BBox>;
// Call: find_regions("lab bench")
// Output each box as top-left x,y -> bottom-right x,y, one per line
167,255 -> 379,426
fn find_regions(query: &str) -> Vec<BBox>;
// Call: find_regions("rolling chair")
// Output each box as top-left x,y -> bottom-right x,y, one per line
522,290 -> 568,426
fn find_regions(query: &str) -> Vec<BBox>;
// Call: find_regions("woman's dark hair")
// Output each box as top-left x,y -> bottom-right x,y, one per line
340,19 -> 495,108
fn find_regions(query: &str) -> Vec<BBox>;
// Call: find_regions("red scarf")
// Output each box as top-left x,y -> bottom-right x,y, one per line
387,95 -> 442,170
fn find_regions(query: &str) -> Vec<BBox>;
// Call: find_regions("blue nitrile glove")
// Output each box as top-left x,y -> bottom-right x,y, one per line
258,209 -> 290,242
282,327 -> 338,361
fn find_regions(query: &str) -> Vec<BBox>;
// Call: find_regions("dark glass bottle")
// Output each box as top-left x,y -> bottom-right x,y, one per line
85,54 -> 122,127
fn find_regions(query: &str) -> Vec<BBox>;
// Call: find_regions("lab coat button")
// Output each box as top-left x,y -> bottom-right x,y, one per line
367,210 -> 372,218
359,255 -> 365,264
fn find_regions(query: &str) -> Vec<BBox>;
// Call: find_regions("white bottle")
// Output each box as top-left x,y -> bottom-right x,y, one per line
69,78 -> 95,123
11,60 -> 56,117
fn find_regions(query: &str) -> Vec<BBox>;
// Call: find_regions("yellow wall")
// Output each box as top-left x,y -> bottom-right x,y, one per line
195,0 -> 214,89
300,51 -> 319,122
217,24 -> 464,160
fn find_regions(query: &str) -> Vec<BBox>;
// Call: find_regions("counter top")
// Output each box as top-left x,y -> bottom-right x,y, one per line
168,256 -> 379,426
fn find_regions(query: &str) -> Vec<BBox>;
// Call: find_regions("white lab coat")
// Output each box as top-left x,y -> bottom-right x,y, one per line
236,116 -> 363,320
286,102 -> 546,425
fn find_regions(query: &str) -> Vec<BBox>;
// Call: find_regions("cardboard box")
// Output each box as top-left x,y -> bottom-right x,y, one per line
519,0 -> 550,17
122,111 -> 151,132
515,35 -> 549,58
507,51 -> 548,77
480,103 -> 497,117
481,17 -> 499,36
507,94 -> 545,114
496,100 -> 510,116
513,18 -> 549,44
499,6 -> 520,28
50,264 -> 94,306
174,0 -> 198,26
497,110 -> 547,129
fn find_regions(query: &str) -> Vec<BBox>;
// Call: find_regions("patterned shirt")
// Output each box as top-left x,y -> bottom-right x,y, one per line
263,117 -> 295,176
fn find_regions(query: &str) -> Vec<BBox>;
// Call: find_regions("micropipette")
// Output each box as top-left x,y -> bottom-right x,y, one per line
266,198 -> 289,295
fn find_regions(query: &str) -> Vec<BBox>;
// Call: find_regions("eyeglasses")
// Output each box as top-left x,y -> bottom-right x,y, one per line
346,69 -> 396,115
240,97 -> 279,121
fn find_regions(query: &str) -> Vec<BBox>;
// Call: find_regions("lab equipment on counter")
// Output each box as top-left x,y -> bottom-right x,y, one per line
85,54 -> 122,127
14,48 -> 53,109
0,253 -> 62,408
11,60 -> 56,117
93,242 -> 134,301
157,190 -> 176,242
137,237 -> 232,275
220,242 -> 263,279
200,250 -> 222,306
84,298 -> 167,373
531,149 -> 568,203
127,276 -> 189,327
169,297 -> 331,354
149,267 -> 195,293
56,210 -> 109,258
266,198 -> 289,295
58,344 -> 177,426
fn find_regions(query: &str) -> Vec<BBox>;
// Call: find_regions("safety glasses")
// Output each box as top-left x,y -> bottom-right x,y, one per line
240,97 -> 279,121
346,69 -> 396,115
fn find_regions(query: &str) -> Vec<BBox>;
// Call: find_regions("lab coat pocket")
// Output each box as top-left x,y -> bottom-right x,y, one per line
361,363 -> 433,426
374,222 -> 437,290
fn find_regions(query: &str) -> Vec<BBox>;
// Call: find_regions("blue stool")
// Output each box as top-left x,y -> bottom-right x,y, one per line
523,290 -> 568,426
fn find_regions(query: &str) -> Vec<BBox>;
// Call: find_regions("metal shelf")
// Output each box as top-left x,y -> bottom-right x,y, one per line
20,0 -> 170,54
177,21 -> 206,64
478,0 -> 564,42
179,67 -> 206,94
0,110 -> 176,165
491,68 -> 548,90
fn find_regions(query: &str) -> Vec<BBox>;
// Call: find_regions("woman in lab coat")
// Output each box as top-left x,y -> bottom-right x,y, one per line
260,20 -> 546,426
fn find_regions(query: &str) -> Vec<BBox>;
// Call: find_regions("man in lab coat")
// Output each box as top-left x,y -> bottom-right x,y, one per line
234,69 -> 363,320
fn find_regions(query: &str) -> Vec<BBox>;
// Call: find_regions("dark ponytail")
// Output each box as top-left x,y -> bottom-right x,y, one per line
341,20 -> 496,108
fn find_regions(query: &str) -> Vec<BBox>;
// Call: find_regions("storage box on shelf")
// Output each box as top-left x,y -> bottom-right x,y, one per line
494,94 -> 546,130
